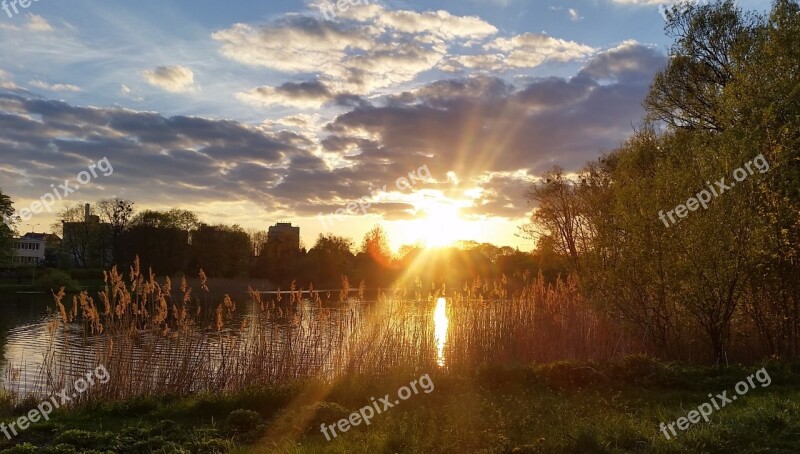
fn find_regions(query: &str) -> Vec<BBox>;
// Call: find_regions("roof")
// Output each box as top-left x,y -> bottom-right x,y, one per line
20,232 -> 61,241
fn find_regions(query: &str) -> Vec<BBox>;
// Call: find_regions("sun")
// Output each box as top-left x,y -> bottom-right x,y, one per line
413,201 -> 465,248
385,198 -> 484,251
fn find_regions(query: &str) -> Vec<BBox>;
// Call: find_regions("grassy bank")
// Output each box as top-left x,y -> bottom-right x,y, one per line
1,357 -> 799,453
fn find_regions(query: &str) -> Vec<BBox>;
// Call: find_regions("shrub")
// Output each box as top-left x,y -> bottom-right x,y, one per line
0,444 -> 38,454
34,270 -> 80,292
224,410 -> 263,434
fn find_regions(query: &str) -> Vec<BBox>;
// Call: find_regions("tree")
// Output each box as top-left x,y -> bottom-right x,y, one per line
98,198 -> 135,263
522,167 -> 591,272
718,0 -> 800,356
120,208 -> 198,274
55,202 -> 112,268
247,229 -> 268,258
360,225 -> 392,264
131,209 -> 199,230
191,224 -> 252,278
305,234 -> 355,287
645,0 -> 755,131
0,189 -> 15,265
355,225 -> 395,286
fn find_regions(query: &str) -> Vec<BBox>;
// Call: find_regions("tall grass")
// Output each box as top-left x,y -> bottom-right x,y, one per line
9,260 -> 636,404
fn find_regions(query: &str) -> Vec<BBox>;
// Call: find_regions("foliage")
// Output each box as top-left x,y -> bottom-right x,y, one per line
525,0 -> 800,363
0,189 -> 15,265
34,270 -> 80,292
190,224 -> 251,278
131,209 -> 199,231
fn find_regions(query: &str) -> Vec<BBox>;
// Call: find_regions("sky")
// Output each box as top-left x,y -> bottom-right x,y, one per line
0,0 -> 772,251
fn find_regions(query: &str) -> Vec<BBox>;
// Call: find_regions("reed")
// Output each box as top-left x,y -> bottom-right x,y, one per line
11,261 -> 635,405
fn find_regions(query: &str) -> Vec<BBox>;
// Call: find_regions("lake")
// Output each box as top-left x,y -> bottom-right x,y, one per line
0,290 -> 450,398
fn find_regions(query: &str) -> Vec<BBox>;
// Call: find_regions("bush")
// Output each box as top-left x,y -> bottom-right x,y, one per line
222,410 -> 266,445
34,270 -> 80,292
224,410 -> 263,434
0,443 -> 38,454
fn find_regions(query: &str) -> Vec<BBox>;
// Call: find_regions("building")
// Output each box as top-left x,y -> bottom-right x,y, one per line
255,222 -> 301,281
267,222 -> 300,251
10,233 -> 60,266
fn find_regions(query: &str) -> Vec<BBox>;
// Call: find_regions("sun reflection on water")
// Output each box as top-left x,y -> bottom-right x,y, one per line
434,297 -> 449,366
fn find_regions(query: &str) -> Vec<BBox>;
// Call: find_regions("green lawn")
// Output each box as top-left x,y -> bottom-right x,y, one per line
1,357 -> 799,453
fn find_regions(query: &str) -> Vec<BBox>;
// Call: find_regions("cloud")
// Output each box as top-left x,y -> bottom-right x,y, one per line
0,42 -> 666,223
440,33 -> 595,73
371,8 -> 497,39
29,80 -> 81,92
26,14 -> 53,32
485,33 -> 596,68
237,80 -> 336,108
0,69 -> 18,89
213,5 -> 500,94
577,40 -> 665,82
324,43 -> 665,217
212,18 -> 374,73
143,65 -> 196,93
568,8 -> 583,22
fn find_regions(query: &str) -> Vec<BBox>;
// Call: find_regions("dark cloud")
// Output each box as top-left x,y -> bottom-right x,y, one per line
0,42 -> 665,221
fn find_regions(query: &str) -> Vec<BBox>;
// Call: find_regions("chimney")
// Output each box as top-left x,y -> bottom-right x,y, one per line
84,203 -> 90,223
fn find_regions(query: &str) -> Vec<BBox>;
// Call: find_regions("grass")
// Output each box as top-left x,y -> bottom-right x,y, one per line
1,357 -> 800,453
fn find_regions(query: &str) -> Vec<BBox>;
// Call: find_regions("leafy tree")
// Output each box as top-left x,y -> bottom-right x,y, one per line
360,225 -> 392,264
645,0 -> 755,131
525,0 -> 800,362
191,224 -> 252,278
131,209 -> 199,230
522,167 -> 591,272
355,225 -> 394,286
305,234 -> 354,288
121,208 -> 197,274
0,189 -> 16,265
719,0 -> 800,356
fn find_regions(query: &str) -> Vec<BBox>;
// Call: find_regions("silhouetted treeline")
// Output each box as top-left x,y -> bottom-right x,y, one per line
46,202 -> 556,288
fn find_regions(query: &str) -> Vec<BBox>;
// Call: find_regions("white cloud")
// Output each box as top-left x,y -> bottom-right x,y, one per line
443,33 -> 596,72
143,65 -> 196,93
120,84 -> 144,101
0,69 -> 18,89
213,5 -> 500,94
373,9 -> 497,40
212,21 -> 374,74
569,8 -> 583,21
487,33 -> 596,67
29,80 -> 81,92
26,14 -> 53,32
